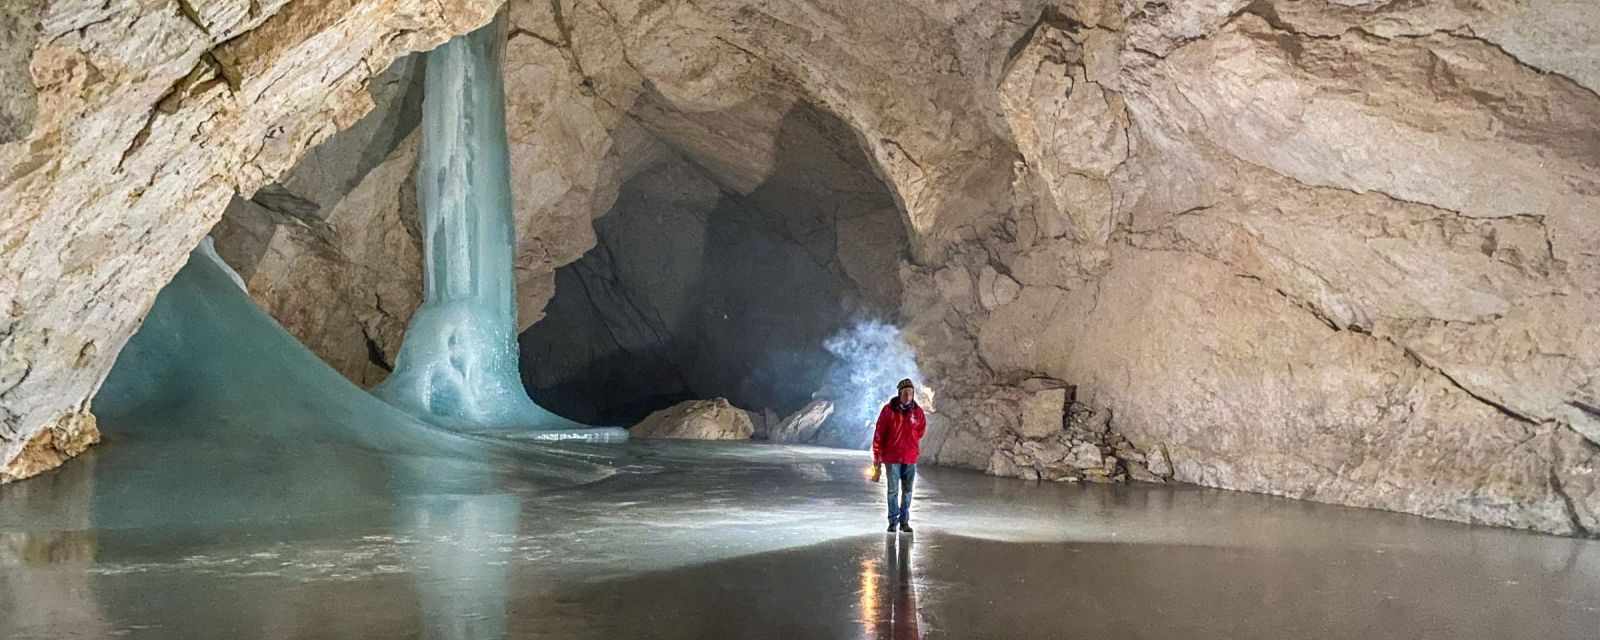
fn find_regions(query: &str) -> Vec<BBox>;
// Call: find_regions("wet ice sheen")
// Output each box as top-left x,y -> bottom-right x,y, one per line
3,12 -> 1596,640
4,439 -> 1599,640
80,16 -> 634,526
372,14 -> 623,442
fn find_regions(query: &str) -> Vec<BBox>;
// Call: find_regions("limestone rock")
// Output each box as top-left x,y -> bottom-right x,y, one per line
1067,442 -> 1104,470
1125,0 -> 1253,58
933,266 -> 978,315
980,400 -> 1152,485
1016,386 -> 1066,439
981,247 -> 1589,534
501,20 -> 650,329
1146,445 -> 1174,479
1554,430 -> 1600,534
214,133 -> 424,387
0,412 -> 98,484
632,399 -> 755,441
999,21 -> 1127,245
769,401 -> 835,445
976,266 -> 1022,311
1,0 -> 500,482
1126,461 -> 1165,484
0,2 -> 42,144
9,0 -> 1599,541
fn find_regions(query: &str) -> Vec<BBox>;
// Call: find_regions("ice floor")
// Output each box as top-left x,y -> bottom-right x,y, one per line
2,437 -> 1597,639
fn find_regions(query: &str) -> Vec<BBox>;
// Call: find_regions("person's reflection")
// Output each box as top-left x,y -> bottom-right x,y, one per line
875,534 -> 923,639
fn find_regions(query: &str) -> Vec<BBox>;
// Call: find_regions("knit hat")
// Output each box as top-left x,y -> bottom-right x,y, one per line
897,378 -> 915,391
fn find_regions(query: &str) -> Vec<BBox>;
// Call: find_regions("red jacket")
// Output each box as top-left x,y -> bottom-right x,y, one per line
872,399 -> 926,464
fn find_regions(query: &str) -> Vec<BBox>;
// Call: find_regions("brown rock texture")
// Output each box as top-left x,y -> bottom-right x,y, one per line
6,0 -> 1598,538
483,0 -> 1596,535
0,0 -> 500,481
213,132 -> 424,387
632,398 -> 755,441
948,0 -> 1600,535
0,411 -> 98,484
768,400 -> 836,445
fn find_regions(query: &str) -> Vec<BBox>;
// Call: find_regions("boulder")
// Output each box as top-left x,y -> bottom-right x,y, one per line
1016,387 -> 1067,439
769,400 -> 835,444
632,399 -> 755,441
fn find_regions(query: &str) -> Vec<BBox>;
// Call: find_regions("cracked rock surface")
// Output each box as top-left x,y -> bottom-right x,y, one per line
5,0 -> 1598,537
631,398 -> 756,441
1,0 -> 500,482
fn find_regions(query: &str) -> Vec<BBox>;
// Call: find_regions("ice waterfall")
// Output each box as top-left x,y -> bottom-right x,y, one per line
373,15 -> 625,443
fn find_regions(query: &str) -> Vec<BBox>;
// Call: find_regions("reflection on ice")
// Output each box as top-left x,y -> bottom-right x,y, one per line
404,493 -> 519,640
2,18 -> 1595,637
868,535 -> 921,639
3,435 -> 1600,639
91,232 -> 619,526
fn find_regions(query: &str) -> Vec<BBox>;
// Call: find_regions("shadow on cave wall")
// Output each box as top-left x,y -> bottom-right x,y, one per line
518,102 -> 906,427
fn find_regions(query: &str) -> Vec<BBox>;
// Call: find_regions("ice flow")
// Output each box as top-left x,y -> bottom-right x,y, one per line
373,15 -> 625,443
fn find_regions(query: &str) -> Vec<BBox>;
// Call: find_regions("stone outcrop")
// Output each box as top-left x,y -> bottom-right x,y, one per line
206,59 -> 427,388
937,1 -> 1600,536
1,0 -> 501,481
767,400 -> 835,445
212,132 -> 423,387
985,385 -> 1173,484
7,0 -> 1598,538
632,398 -> 755,441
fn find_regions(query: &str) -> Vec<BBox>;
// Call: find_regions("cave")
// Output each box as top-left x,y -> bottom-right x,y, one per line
519,100 -> 906,432
3,1 -> 1599,638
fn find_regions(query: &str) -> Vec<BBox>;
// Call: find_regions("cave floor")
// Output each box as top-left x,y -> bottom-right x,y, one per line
2,439 -> 1597,639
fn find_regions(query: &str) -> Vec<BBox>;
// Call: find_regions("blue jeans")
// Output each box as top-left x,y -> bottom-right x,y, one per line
885,463 -> 916,524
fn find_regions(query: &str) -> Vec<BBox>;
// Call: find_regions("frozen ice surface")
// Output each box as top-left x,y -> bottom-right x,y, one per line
4,426 -> 1599,639
16,200 -> 1595,640
372,14 -> 623,443
90,245 -> 620,521
5,13 -> 1596,640
17,260 -> 1600,637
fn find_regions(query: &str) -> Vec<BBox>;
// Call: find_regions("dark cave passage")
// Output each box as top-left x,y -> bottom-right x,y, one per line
518,102 -> 908,431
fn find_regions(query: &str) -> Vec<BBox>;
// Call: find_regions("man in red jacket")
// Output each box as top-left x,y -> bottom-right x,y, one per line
872,378 -> 926,533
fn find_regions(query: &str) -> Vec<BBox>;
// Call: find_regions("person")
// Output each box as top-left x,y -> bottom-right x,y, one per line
871,378 -> 926,533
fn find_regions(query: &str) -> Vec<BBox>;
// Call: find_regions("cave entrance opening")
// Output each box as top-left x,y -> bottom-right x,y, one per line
518,99 -> 910,447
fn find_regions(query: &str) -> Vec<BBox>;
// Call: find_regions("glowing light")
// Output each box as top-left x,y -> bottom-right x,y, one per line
858,553 -> 880,637
822,321 -> 923,448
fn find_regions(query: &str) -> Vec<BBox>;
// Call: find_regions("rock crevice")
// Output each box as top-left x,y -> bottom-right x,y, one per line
7,0 -> 1599,539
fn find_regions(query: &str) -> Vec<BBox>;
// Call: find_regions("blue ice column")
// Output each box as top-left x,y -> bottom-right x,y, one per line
375,15 -> 625,443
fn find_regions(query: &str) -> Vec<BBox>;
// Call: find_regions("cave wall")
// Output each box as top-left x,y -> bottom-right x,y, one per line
520,101 -> 905,425
947,0 -> 1600,535
0,0 -> 501,482
5,0 -> 1598,538
471,0 -> 1600,535
210,55 -> 428,388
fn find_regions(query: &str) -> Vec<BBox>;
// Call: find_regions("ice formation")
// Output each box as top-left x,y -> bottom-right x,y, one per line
372,15 -> 624,442
88,16 -> 622,502
81,247 -> 594,638
92,246 -> 617,521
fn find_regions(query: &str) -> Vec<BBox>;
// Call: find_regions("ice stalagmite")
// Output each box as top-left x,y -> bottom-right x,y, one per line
374,15 -> 625,443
